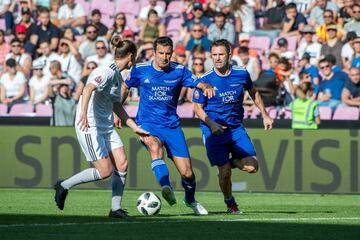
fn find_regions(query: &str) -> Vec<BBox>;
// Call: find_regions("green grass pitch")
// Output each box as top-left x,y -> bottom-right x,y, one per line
0,188 -> 359,240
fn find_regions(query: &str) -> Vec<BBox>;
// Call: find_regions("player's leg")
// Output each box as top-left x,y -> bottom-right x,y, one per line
217,162 -> 241,214
141,130 -> 175,205
106,131 -> 129,218
171,156 -> 207,215
54,130 -> 113,210
203,129 -> 240,214
165,127 -> 207,215
232,156 -> 258,173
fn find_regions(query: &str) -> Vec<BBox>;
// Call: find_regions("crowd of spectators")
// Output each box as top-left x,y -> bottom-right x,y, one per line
0,0 -> 359,125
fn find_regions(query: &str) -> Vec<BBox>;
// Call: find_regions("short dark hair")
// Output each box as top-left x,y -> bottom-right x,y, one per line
91,9 -> 101,16
154,37 -> 173,52
38,7 -> 50,15
285,3 -> 297,11
318,58 -> 328,66
324,54 -> 336,65
238,46 -> 249,54
211,39 -> 232,55
10,38 -> 21,45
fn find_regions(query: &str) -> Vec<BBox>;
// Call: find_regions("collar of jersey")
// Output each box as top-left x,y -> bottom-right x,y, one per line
213,65 -> 233,77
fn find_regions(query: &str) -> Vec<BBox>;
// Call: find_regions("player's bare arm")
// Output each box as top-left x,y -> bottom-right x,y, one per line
77,83 -> 97,132
247,88 -> 273,130
120,83 -> 130,105
113,102 -> 149,137
193,102 -> 227,135
196,82 -> 216,98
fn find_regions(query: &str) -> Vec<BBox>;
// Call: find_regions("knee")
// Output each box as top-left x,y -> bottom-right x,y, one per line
180,168 -> 193,180
244,160 -> 258,174
97,164 -> 113,179
116,157 -> 128,172
146,142 -> 163,159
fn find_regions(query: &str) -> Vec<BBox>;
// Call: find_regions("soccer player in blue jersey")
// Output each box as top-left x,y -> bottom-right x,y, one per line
121,37 -> 214,215
193,39 -> 274,214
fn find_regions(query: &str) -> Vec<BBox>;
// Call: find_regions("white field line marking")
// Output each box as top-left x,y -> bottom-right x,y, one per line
0,217 -> 360,229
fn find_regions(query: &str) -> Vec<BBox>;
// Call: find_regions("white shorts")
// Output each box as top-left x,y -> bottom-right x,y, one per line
76,128 -> 124,162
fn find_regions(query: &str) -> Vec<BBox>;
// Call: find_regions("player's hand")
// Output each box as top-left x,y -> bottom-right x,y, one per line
263,115 -> 273,130
133,126 -> 150,137
210,122 -> 227,135
114,113 -> 122,129
77,112 -> 89,132
198,82 -> 216,98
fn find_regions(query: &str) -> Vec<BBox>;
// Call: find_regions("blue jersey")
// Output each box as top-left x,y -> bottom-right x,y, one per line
125,61 -> 199,128
192,66 -> 253,131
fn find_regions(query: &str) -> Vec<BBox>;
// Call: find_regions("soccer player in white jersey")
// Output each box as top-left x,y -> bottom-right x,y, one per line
193,39 -> 273,214
54,36 -> 149,218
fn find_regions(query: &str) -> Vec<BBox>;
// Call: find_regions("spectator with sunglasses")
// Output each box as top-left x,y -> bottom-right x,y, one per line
344,4 -> 360,36
185,23 -> 211,60
315,10 -> 344,43
79,24 -> 106,61
29,59 -> 50,106
85,40 -> 113,68
297,25 -> 322,65
320,25 -> 344,68
5,38 -> 32,76
317,58 -> 346,111
89,9 -> 108,37
106,13 -> 129,41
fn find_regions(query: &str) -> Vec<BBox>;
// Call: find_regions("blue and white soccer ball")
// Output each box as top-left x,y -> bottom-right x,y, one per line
136,192 -> 161,216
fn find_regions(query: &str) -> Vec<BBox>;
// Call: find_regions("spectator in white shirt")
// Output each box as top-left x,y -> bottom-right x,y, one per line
79,24 -> 107,61
0,59 -> 26,112
297,25 -> 322,65
138,0 -> 164,26
85,40 -> 113,67
58,38 -> 81,84
29,59 -> 50,105
5,38 -> 32,76
36,40 -> 61,79
58,0 -> 86,35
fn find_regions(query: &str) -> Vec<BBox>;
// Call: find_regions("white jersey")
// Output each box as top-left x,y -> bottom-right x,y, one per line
76,62 -> 123,134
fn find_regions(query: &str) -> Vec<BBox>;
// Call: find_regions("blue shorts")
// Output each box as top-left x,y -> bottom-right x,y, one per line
140,123 -> 190,159
202,125 -> 256,166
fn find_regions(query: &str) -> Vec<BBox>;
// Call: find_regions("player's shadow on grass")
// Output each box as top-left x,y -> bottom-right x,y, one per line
247,210 -> 336,214
1,213 -> 360,240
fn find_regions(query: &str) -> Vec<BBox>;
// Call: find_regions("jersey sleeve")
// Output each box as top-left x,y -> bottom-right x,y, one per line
244,70 -> 253,90
182,67 -> 200,88
87,68 -> 111,91
125,66 -> 140,88
192,87 -> 207,104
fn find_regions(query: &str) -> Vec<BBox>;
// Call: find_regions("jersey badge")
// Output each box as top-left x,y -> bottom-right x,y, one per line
144,78 -> 150,84
94,76 -> 103,84
194,90 -> 200,99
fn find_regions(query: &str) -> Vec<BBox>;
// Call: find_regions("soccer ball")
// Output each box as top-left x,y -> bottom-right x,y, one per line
136,192 -> 161,216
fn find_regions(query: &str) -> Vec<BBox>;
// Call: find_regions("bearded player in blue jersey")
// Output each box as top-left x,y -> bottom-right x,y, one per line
193,39 -> 273,214
121,37 -> 214,215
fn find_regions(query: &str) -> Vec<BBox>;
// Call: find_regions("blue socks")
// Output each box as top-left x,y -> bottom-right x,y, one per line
151,159 -> 171,187
182,177 -> 196,204
224,196 -> 237,206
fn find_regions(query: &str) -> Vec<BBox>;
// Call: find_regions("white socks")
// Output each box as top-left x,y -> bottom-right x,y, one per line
61,168 -> 102,190
111,171 -> 127,211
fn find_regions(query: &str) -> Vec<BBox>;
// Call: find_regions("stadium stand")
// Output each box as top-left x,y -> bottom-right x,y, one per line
0,0 -> 359,124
